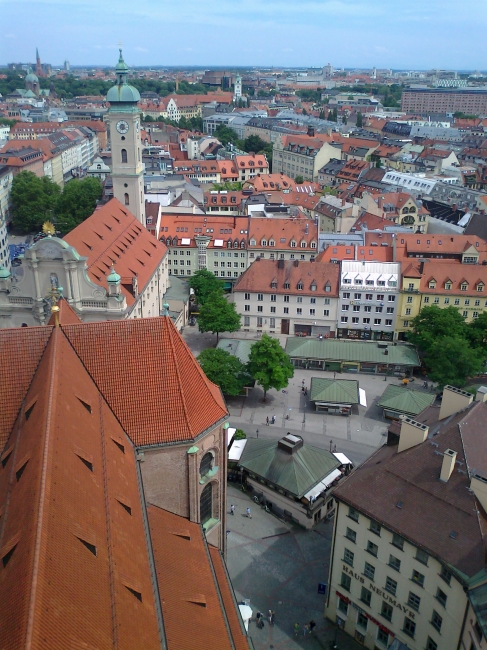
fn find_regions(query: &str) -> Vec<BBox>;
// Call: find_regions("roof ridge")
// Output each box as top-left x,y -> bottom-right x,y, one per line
25,327 -> 59,649
165,318 -> 193,436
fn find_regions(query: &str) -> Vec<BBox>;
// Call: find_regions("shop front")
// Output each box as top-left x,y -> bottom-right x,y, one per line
337,328 -> 394,342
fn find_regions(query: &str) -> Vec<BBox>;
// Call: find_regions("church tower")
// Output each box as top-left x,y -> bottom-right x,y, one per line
107,50 -> 145,226
233,74 -> 242,102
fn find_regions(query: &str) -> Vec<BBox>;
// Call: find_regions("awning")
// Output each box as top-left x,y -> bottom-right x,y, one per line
238,604 -> 253,632
304,468 -> 342,500
359,388 -> 367,407
229,438 -> 247,462
227,427 -> 236,447
333,452 -> 353,466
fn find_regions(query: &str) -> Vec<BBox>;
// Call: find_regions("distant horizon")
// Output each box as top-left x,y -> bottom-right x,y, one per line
2,0 -> 487,70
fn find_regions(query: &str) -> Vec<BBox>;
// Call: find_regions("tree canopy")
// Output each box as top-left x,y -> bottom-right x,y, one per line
407,306 -> 487,387
356,112 -> 363,127
197,348 -> 252,396
247,334 -> 294,401
188,269 -> 225,305
10,172 -> 101,235
197,291 -> 241,342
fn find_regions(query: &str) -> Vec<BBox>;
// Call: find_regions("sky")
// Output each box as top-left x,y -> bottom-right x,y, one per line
1,0 -> 487,71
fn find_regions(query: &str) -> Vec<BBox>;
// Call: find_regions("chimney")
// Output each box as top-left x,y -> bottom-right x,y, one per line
439,386 -> 473,421
440,449 -> 457,483
397,416 -> 429,453
475,386 -> 487,402
470,470 -> 487,513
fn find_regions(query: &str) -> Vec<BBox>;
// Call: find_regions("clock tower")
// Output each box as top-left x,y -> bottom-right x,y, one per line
107,50 -> 145,225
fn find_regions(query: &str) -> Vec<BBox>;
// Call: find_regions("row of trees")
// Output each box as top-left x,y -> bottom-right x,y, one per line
408,306 -> 487,388
10,171 -> 102,235
142,114 -> 204,132
189,269 -> 294,399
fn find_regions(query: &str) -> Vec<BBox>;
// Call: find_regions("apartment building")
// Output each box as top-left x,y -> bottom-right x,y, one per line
338,261 -> 400,342
248,217 -> 319,264
232,258 -> 339,336
234,153 -> 269,182
326,386 -> 487,650
401,88 -> 487,115
273,134 -> 339,182
172,160 -> 239,184
159,215 -> 249,284
204,191 -> 245,215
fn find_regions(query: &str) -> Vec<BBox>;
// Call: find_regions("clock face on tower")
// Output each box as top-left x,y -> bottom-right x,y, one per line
116,120 -> 129,134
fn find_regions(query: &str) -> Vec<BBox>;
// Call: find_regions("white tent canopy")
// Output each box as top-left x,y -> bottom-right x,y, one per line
228,438 -> 247,462
238,604 -> 253,632
304,468 -> 342,501
333,452 -> 353,466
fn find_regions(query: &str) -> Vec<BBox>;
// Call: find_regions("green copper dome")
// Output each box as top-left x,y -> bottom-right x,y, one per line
107,49 -> 140,104
25,68 -> 38,84
107,266 -> 121,284
0,265 -> 11,279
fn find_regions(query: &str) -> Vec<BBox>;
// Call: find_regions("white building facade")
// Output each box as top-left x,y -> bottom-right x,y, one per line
338,261 -> 400,341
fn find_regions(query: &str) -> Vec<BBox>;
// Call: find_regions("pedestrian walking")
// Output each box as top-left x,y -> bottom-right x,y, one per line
268,610 -> 275,626
246,507 -> 251,519
303,624 -> 309,636
334,371 -> 336,379
301,385 -> 305,393
302,379 -> 305,386
230,504 -> 235,515
293,623 -> 300,637
272,415 -> 276,424
304,388 -> 308,396
309,620 -> 316,633
266,416 -> 269,426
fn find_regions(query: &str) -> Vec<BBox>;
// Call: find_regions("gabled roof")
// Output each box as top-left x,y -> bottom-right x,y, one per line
63,198 -> 168,307
62,318 -> 227,446
239,438 -> 340,498
377,384 -> 436,416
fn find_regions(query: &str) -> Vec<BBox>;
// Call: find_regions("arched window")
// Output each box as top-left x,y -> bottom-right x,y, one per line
234,240 -> 239,249
121,148 -> 127,163
240,240 -> 246,249
227,239 -> 233,248
200,483 -> 213,525
200,452 -> 213,477
172,237 -> 178,247
124,193 -> 129,205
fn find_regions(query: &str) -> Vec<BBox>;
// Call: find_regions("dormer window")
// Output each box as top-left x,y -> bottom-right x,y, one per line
261,239 -> 267,247
301,241 -> 307,248
250,239 -> 256,246
284,281 -> 290,289
290,240 -> 297,248
461,283 -> 468,291
310,283 -> 317,292
310,241 -> 317,248
428,280 -> 436,289
477,283 -> 484,292
269,240 -> 275,247
297,282 -> 303,290
271,280 -> 277,289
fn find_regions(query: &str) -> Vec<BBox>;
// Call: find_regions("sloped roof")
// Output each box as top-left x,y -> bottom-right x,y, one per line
310,378 -> 359,405
377,384 -> 436,416
217,338 -> 254,364
62,317 -> 227,446
147,506 -> 247,650
0,328 -> 161,649
63,198 -> 168,307
239,438 -> 340,498
286,338 -> 420,366
0,326 -> 53,450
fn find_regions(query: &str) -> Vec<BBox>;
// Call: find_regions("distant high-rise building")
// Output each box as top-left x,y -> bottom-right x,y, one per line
234,74 -> 242,102
64,60 -> 70,72
323,63 -> 334,79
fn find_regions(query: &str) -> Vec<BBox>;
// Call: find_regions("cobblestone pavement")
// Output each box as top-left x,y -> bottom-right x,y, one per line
226,483 -> 363,650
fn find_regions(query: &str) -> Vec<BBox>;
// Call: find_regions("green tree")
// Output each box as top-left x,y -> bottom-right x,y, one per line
10,171 -> 60,234
356,112 -> 363,128
54,177 -> 103,234
197,291 -> 241,342
142,115 -> 155,122
242,134 -> 268,154
342,115 -> 348,125
425,337 -> 484,388
407,306 -> 468,355
467,312 -> 487,352
197,348 -> 252,396
295,175 -> 304,184
247,334 -> 294,401
214,124 -> 240,146
189,269 -> 225,305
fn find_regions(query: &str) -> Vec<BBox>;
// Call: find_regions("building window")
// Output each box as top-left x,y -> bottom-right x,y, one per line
426,637 -> 438,650
121,148 -> 127,163
366,541 -> 378,557
369,520 -> 381,536
436,588 -> 447,607
324,309 -> 329,316
364,562 -> 375,580
377,628 -> 389,646
343,292 -> 350,299
381,601 -> 393,622
257,306 -> 263,313
244,305 -> 250,312
385,576 -> 397,596
269,318 -> 275,328
343,549 -> 354,567
348,507 -> 359,522
374,319 -> 381,326
345,527 -> 357,543
270,294 -> 276,302
297,308 -> 302,315
403,617 -> 416,638
431,610 -> 442,633
340,573 -> 351,592
257,293 -> 263,301
407,296 -> 412,303
392,533 -> 404,551
360,587 -> 372,607
310,309 -> 315,316
454,298 -> 460,305
200,482 -> 213,525
412,570 -> 425,587
389,555 -> 401,572
338,598 -> 348,615
244,316 -> 250,326
270,306 -> 276,313
424,297 -> 430,304
440,566 -> 452,585
363,318 -> 370,324
342,304 -> 349,311
124,193 -> 129,205
297,296 -> 303,303
407,591 -> 421,612
245,293 -> 250,300
357,612 -> 368,630
416,548 -> 429,565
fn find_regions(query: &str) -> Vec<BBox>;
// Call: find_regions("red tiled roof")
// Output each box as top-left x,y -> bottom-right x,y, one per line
62,317 -> 227,446
353,211 -> 397,231
249,217 -> 318,251
147,506 -> 242,650
234,259 -> 339,296
0,326 -> 53,450
64,198 -> 167,307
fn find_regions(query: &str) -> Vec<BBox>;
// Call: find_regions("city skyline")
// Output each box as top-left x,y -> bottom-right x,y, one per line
2,0 -> 487,70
